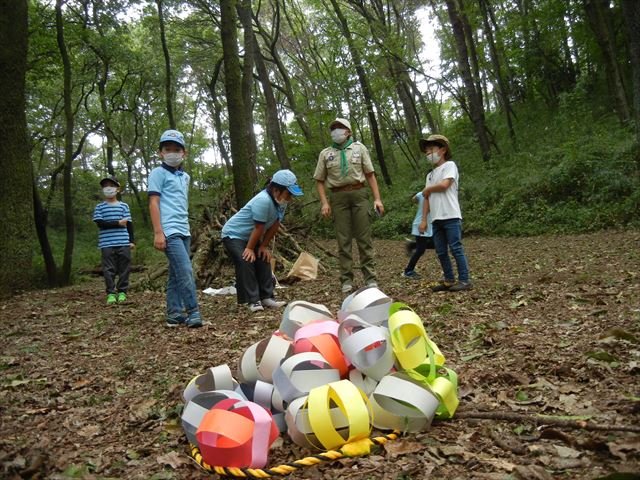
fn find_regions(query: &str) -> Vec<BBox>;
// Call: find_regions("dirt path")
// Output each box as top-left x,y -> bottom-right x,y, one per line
1,231 -> 639,479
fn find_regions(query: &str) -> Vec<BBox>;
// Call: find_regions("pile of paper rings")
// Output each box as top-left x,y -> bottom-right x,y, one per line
181,286 -> 459,469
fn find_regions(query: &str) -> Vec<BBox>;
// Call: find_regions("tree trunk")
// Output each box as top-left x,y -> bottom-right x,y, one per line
32,179 -> 57,285
459,0 -> 484,109
621,0 -> 640,146
220,0 -> 254,208
96,59 -> 116,175
479,0 -> 515,143
255,44 -> 290,169
445,0 -> 491,162
0,0 -> 33,295
583,0 -> 631,124
237,0 -> 258,183
55,0 -> 76,286
156,0 -> 176,129
328,0 -> 392,185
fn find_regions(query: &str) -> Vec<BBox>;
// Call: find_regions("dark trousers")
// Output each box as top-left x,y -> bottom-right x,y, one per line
101,246 -> 131,294
404,236 -> 434,273
222,237 -> 274,304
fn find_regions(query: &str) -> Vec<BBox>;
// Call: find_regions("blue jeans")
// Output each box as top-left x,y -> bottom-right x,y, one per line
432,218 -> 470,283
165,234 -> 199,318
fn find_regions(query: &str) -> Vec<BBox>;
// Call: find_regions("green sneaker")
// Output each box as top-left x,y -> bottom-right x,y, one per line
106,293 -> 117,305
117,292 -> 127,303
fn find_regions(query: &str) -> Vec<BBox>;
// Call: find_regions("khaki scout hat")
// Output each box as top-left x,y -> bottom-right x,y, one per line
419,134 -> 452,159
330,118 -> 352,131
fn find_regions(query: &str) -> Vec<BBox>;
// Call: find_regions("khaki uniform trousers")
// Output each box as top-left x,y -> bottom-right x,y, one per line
330,188 -> 376,286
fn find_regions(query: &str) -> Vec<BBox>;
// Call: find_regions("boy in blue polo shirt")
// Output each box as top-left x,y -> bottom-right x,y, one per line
93,176 -> 134,304
148,129 -> 202,328
221,170 -> 303,312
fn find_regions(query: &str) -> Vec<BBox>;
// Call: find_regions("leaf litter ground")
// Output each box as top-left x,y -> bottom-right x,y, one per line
1,230 -> 639,480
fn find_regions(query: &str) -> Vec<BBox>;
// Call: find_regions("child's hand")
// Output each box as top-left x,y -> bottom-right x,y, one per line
153,233 -> 166,251
242,248 -> 256,263
258,246 -> 272,262
418,221 -> 427,234
129,243 -> 135,250
118,219 -> 128,226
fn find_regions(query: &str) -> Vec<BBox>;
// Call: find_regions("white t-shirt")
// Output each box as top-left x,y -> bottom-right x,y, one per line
425,160 -> 462,221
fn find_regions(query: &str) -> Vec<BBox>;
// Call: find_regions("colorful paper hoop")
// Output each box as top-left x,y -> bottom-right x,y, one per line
181,389 -> 246,446
238,334 -> 293,384
272,352 -> 341,404
279,301 -> 334,339
369,372 -> 440,432
196,398 -> 279,468
338,286 -> 392,326
294,320 -> 349,378
338,314 -> 395,380
306,380 -> 373,450
183,364 -> 238,404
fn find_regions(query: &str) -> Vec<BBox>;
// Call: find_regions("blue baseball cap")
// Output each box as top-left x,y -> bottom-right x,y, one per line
272,169 -> 303,196
159,129 -> 186,149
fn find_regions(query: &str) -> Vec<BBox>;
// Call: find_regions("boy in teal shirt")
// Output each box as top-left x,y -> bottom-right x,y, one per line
148,129 -> 202,327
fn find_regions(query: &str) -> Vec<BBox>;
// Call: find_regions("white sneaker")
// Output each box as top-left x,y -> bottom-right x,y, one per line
262,298 -> 286,308
248,301 -> 264,312
341,283 -> 353,293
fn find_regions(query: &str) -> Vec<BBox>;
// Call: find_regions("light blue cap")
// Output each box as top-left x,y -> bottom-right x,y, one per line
272,169 -> 303,196
159,129 -> 186,148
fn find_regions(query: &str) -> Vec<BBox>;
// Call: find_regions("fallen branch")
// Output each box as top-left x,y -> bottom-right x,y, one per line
452,410 -> 640,433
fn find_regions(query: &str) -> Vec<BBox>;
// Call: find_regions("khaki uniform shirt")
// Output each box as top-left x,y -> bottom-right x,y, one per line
313,141 -> 375,188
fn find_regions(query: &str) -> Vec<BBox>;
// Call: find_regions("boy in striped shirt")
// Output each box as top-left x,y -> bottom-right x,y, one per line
93,176 -> 134,304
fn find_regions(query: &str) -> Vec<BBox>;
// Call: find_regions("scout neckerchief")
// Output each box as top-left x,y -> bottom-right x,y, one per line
332,138 -> 353,177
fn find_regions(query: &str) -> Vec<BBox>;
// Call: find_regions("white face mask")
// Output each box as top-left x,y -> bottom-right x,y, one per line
426,152 -> 441,164
103,187 -> 118,198
330,128 -> 348,144
163,152 -> 184,167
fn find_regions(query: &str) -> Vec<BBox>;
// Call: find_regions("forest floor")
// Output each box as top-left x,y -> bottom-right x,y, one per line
1,230 -> 639,480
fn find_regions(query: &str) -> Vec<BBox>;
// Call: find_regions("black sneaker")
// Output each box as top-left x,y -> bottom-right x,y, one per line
449,281 -> 473,292
186,311 -> 203,328
166,314 -> 187,327
431,281 -> 454,292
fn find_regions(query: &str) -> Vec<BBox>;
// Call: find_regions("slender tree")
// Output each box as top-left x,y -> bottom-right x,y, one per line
583,0 -> 630,123
156,0 -> 176,128
0,0 -> 33,295
621,0 -> 640,146
55,0 -> 76,285
479,0 -> 515,142
328,0 -> 392,185
220,0 -> 254,207
445,0 -> 491,161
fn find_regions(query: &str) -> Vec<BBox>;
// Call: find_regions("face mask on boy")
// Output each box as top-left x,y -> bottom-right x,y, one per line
330,128 -> 348,145
163,152 -> 184,167
103,187 -> 118,198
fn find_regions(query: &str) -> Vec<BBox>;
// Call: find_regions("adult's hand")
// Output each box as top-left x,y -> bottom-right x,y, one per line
320,202 -> 331,218
418,221 -> 427,234
373,199 -> 385,216
242,248 -> 256,263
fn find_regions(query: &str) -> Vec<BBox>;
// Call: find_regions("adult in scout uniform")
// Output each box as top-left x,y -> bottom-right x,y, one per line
314,118 -> 385,293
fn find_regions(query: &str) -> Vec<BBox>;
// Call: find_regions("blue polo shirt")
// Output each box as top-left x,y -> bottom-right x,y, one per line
221,190 -> 284,241
411,192 -> 433,237
148,163 -> 190,237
